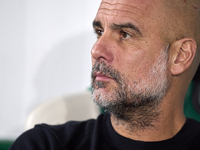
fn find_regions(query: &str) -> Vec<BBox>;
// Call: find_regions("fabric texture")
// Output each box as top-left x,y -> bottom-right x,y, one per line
9,113 -> 200,150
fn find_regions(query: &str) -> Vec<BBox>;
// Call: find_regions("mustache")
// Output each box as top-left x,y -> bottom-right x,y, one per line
91,61 -> 123,85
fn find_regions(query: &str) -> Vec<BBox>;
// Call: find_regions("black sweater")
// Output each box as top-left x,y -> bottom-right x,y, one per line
10,113 -> 200,150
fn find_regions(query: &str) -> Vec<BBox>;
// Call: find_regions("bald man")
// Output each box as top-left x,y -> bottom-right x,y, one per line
10,0 -> 200,150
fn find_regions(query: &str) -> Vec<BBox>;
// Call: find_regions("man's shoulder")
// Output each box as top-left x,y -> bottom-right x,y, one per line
177,118 -> 200,149
39,112 -> 109,137
9,113 -> 110,150
187,118 -> 200,138
36,117 -> 97,141
178,118 -> 200,141
186,118 -> 200,133
35,112 -> 109,149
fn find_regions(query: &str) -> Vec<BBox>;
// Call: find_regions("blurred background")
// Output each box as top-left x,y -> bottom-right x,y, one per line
0,0 -> 101,140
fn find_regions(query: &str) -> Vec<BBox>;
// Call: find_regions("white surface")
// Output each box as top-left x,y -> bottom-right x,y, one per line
25,91 -> 100,130
0,0 -> 101,140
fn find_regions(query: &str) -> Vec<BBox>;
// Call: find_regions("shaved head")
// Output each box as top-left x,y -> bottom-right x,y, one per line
156,0 -> 200,76
162,0 -> 200,51
164,0 -> 200,76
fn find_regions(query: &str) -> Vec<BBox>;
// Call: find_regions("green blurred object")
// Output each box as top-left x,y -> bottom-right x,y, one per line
184,81 -> 200,122
0,140 -> 13,150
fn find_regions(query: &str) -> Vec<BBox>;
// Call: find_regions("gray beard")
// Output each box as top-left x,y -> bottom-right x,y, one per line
91,49 -> 169,129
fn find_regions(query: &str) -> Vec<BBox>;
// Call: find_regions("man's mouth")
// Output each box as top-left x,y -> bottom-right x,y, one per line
94,72 -> 114,81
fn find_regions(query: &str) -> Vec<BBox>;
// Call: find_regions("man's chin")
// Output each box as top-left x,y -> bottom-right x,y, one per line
91,80 -> 122,107
92,87 -> 108,100
92,84 -> 117,97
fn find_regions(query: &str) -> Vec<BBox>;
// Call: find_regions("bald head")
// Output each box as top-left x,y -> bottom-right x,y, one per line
95,0 -> 200,77
162,0 -> 200,51
159,0 -> 200,77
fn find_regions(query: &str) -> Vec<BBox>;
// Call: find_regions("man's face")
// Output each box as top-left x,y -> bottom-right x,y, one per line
91,0 -> 170,118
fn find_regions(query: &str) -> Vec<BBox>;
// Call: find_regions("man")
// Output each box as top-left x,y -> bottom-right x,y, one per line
10,0 -> 200,149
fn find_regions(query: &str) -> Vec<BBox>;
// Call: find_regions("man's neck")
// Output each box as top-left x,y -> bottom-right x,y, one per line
110,107 -> 186,142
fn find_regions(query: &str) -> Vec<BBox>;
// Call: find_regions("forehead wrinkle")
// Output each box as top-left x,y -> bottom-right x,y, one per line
101,2 -> 145,14
98,7 -> 141,18
96,11 -> 141,28
99,2 -> 145,17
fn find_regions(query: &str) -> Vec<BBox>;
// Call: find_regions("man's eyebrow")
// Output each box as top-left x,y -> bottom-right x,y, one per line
93,20 -> 103,29
111,23 -> 142,36
92,21 -> 142,36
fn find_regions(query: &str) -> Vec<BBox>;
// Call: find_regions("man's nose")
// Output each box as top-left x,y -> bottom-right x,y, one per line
91,34 -> 114,63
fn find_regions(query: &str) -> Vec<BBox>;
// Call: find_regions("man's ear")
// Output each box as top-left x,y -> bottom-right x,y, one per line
170,38 -> 197,75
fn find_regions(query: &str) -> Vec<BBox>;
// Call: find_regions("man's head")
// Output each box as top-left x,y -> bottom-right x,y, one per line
91,0 -> 200,126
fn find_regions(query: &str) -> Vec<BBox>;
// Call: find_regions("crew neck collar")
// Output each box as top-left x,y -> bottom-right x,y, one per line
103,113 -> 199,150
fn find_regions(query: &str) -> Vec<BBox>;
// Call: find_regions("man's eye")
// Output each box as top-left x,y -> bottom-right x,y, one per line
120,31 -> 131,39
95,29 -> 104,38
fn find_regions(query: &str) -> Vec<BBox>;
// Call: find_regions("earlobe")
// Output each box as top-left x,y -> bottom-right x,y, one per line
170,38 -> 197,76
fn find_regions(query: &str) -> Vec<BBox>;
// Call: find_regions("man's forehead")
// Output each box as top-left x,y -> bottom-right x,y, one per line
97,0 -> 159,18
97,0 -> 200,24
100,0 -> 156,9
99,0 -> 199,9
96,0 -> 164,28
98,0 -> 165,19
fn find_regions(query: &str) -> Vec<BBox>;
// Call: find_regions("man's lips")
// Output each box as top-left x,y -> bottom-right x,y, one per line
94,72 -> 114,81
